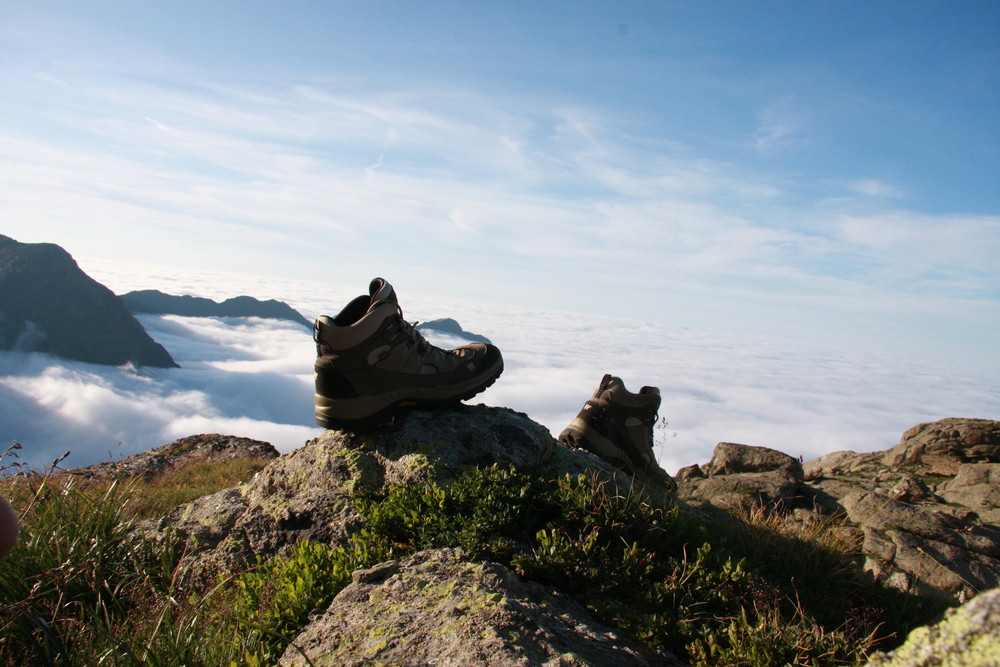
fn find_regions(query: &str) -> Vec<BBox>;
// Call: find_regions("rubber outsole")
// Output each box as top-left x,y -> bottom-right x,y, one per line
315,361 -> 504,431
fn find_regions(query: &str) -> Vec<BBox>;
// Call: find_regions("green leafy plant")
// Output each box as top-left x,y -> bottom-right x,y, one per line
231,539 -> 356,663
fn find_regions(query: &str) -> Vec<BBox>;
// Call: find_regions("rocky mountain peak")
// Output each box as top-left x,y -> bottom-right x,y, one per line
0,235 -> 177,367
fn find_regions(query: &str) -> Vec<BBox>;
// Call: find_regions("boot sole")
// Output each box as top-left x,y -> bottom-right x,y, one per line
315,359 -> 504,430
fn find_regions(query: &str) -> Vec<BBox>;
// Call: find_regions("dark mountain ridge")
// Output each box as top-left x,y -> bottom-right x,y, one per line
0,235 -> 177,368
121,289 -> 310,326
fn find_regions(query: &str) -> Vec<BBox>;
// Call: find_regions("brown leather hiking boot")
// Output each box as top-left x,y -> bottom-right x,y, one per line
313,278 -> 503,429
559,374 -> 676,492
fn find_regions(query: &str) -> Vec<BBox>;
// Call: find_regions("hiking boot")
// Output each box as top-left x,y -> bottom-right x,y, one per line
559,374 -> 676,492
313,278 -> 503,429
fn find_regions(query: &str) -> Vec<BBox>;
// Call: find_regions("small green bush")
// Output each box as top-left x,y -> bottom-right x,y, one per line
231,539 -> 357,663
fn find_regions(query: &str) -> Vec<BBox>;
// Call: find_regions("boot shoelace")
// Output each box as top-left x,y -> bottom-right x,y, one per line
391,306 -> 449,365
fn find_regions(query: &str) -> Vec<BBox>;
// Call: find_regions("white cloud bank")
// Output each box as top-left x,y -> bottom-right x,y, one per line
1,262 -> 996,475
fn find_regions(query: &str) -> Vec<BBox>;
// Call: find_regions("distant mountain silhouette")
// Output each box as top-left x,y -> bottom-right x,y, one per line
0,235 -> 178,367
120,290 -> 309,326
415,318 -> 492,344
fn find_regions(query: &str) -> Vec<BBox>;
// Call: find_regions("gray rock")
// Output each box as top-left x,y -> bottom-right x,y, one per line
679,419 -> 1000,604
882,418 -> 1000,475
939,464 -> 1000,524
279,548 -> 679,667
705,441 -> 803,477
839,486 -> 1000,601
677,442 -> 802,512
865,587 -> 1000,666
889,476 -> 939,503
75,433 -> 279,482
802,449 -> 863,481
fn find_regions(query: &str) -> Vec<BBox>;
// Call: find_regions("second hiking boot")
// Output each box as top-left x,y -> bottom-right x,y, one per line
559,374 -> 676,491
313,277 -> 504,429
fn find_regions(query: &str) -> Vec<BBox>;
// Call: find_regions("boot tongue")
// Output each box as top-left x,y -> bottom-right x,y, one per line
367,277 -> 398,311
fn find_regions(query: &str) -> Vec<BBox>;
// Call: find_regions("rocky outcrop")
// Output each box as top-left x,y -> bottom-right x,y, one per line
131,405 -> 682,664
677,418 -> 1000,603
72,433 -> 279,481
280,548 -> 674,667
881,419 -> 1000,474
864,587 -> 1000,666
136,405 -> 654,578
120,289 -> 310,326
112,411 -> 1000,663
676,442 -> 803,513
0,234 -> 177,367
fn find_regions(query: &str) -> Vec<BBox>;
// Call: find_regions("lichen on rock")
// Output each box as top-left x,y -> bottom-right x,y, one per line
864,587 -> 1000,666
279,548 -> 678,667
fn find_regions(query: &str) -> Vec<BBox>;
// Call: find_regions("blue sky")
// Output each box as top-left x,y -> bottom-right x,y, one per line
1,1 -> 998,366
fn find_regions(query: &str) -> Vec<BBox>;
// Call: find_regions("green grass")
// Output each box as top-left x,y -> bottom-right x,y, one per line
122,456 -> 273,519
0,459 -> 948,666
0,459 -> 269,666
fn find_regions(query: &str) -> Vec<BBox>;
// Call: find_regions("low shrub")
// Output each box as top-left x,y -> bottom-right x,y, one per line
350,465 -> 938,665
0,460 -> 946,666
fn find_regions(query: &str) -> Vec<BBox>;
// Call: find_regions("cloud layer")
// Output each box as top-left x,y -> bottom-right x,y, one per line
2,262 -> 996,475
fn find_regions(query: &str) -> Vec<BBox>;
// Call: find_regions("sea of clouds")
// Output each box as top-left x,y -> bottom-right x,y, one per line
1,258 -> 997,475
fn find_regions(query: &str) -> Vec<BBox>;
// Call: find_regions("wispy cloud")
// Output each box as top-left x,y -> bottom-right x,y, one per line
849,179 -> 907,199
752,96 -> 808,152
834,212 -> 1000,294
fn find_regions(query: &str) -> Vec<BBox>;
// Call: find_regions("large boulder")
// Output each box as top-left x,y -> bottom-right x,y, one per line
279,548 -> 676,667
676,442 -> 803,513
135,405 -> 662,578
